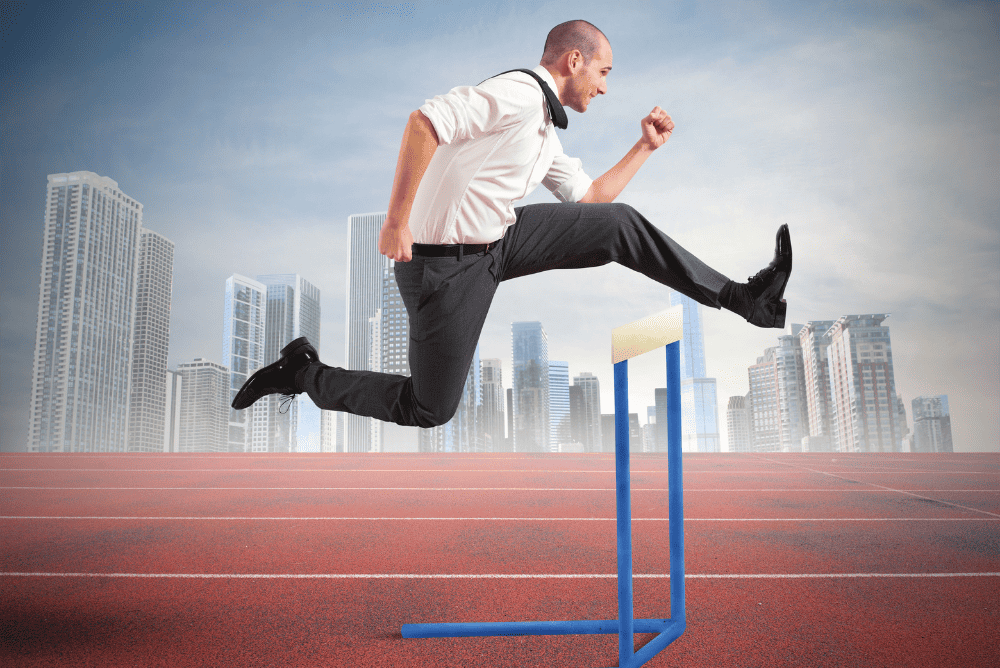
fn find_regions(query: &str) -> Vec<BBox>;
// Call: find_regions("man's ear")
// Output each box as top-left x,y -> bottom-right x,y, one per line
566,49 -> 584,75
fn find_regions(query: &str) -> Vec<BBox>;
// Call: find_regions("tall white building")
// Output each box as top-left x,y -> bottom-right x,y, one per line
798,320 -> 837,452
256,274 -> 321,452
177,359 -> 230,452
726,395 -> 752,453
512,321 -> 549,452
827,314 -> 900,452
548,361 -> 570,452
570,372 -> 602,453
28,172 -> 143,452
127,230 -> 175,452
480,359 -> 506,452
223,275 -> 267,452
377,265 -> 421,452
163,368 -> 183,453
345,213 -> 391,452
670,291 -> 720,452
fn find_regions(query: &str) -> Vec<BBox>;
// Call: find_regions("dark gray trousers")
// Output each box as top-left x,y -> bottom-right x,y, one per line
301,202 -> 729,428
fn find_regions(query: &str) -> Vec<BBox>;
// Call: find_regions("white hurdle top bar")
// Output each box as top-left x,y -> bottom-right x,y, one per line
611,305 -> 684,364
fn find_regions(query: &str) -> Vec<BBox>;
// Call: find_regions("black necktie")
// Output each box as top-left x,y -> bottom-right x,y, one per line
482,68 -> 568,130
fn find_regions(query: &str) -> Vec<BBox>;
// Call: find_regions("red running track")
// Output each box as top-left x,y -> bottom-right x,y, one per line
2,452 -> 998,667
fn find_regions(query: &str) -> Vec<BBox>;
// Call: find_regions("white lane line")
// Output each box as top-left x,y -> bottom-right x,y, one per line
2,516 -> 997,522
1,572 -> 997,579
3,486 -> 997,492
759,457 -> 1000,519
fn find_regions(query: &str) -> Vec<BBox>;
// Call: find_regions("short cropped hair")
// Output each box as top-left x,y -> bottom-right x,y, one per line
540,20 -> 609,66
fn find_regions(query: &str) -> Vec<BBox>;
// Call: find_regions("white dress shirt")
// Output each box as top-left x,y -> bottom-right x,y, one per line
411,65 -> 593,245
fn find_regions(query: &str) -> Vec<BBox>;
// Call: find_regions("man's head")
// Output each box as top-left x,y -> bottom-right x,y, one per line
540,20 -> 612,113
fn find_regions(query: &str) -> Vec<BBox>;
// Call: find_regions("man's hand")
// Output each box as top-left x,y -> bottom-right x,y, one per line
640,106 -> 674,150
379,218 -> 414,262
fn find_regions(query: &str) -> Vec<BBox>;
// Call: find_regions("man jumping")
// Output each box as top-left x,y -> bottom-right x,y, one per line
232,20 -> 793,429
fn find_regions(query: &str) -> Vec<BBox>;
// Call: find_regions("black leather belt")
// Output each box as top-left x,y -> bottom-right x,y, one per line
411,241 -> 499,259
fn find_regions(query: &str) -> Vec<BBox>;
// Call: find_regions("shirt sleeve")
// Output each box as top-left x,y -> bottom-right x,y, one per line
419,78 -> 530,146
543,150 -> 593,203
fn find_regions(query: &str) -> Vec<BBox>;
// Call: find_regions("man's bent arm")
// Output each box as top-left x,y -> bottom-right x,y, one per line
579,106 -> 674,204
379,110 -> 440,262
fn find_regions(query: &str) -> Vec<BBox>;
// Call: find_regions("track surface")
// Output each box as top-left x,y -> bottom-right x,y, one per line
2,452 -> 998,667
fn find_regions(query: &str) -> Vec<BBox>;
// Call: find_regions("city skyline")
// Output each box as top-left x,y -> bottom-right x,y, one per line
2,1 -> 997,452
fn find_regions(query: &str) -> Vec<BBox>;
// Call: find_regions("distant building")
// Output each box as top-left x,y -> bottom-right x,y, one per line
177,359 -> 229,452
345,212 -> 391,452
826,315 -> 900,452
654,387 -> 670,452
726,395 -> 752,453
600,413 -> 641,452
570,372 -> 602,452
128,229 -> 176,452
480,359 -> 506,452
163,369 -> 183,453
670,291 -> 720,452
512,322 -> 549,452
798,320 -> 837,446
549,361 -> 570,452
748,349 -> 780,452
912,395 -> 952,452
28,172 -> 144,452
223,274 -> 267,452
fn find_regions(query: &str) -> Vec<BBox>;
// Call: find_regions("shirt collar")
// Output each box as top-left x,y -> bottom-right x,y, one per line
533,65 -> 560,98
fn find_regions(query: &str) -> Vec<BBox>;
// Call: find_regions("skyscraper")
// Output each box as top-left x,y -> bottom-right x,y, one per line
570,372 -> 602,452
748,349 -> 780,452
256,274 -> 321,452
177,358 -> 229,452
912,395 -> 952,452
827,314 -> 900,452
128,230 -> 176,452
377,265 -> 422,452
163,368 -> 183,453
480,359 -> 505,452
548,361 -> 570,452
345,213 -> 391,452
669,291 -> 720,452
28,172 -> 143,452
798,320 -> 837,451
512,321 -> 549,452
726,395 -> 752,453
223,275 -> 267,452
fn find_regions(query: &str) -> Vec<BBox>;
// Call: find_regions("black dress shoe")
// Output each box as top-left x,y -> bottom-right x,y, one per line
745,224 -> 793,329
231,337 -> 319,410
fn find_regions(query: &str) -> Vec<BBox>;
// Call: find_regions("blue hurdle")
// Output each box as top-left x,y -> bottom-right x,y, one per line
402,306 -> 686,668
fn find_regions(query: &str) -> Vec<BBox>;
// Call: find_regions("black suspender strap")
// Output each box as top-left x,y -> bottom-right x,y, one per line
481,68 -> 568,130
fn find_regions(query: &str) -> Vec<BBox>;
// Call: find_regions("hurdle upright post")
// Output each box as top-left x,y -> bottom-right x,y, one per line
402,306 -> 686,668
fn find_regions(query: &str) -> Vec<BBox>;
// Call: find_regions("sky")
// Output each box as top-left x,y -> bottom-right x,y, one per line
1,0 -> 997,452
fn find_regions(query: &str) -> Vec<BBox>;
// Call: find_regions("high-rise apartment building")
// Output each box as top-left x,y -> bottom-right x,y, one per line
127,230 -> 175,452
480,359 -> 506,452
826,314 -> 900,452
549,361 -> 570,452
345,213 -> 391,452
28,172 -> 144,452
798,320 -> 836,451
570,372 -> 602,452
223,275 -> 267,452
177,359 -> 230,452
256,274 -> 321,452
726,395 -> 752,452
670,291 -> 720,452
512,322 -> 549,452
747,331 -> 809,452
912,395 -> 952,452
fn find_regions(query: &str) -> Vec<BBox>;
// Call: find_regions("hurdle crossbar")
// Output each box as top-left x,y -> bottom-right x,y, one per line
402,306 -> 686,668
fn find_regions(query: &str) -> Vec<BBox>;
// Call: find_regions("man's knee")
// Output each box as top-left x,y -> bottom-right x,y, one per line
411,399 -> 459,429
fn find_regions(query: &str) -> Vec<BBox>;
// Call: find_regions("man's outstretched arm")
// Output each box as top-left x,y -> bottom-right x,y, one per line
579,106 -> 674,204
379,110 -> 440,262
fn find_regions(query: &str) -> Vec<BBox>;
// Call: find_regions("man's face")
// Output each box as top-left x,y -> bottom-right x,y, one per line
566,38 -> 613,113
